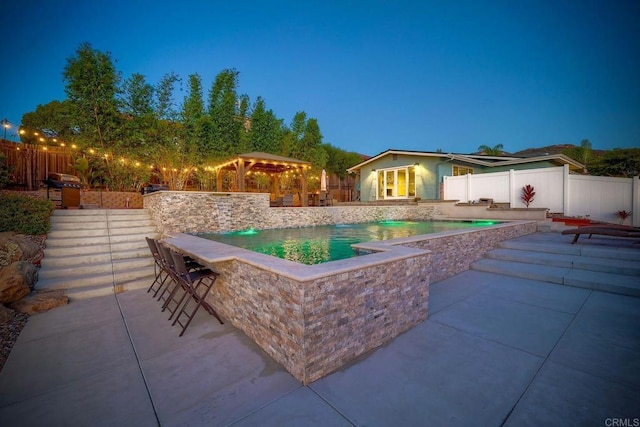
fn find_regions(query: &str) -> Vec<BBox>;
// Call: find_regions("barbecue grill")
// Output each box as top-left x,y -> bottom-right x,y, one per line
44,173 -> 82,208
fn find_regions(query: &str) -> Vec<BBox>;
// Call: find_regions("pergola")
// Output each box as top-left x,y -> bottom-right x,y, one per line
214,152 -> 312,206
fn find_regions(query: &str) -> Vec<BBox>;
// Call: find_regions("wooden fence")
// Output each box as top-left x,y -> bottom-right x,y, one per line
1,140 -> 75,190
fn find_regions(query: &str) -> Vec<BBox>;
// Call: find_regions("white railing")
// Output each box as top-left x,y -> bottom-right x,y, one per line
443,165 -> 639,226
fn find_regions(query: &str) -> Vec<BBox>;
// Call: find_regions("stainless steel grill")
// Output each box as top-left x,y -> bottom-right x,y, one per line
44,173 -> 82,208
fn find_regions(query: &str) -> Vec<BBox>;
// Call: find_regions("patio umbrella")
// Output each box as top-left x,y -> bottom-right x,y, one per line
321,169 -> 327,192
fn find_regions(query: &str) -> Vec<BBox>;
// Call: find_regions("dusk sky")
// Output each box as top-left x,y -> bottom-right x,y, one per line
2,0 -> 639,156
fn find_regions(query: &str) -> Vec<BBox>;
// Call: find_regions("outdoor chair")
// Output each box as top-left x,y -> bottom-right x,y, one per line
319,191 -> 333,206
156,243 -> 203,313
145,237 -> 170,297
283,194 -> 294,207
169,250 -> 224,336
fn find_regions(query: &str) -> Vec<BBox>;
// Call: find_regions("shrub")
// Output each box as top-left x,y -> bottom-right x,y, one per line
0,192 -> 55,235
0,152 -> 9,189
521,184 -> 536,208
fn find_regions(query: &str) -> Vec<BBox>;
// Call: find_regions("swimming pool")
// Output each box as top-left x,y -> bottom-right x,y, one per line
196,220 -> 498,264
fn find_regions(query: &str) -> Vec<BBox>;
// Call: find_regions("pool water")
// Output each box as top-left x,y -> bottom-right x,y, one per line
197,220 -> 497,265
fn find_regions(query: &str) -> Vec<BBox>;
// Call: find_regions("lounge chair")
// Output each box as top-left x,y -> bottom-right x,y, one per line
283,194 -> 294,207
561,224 -> 640,244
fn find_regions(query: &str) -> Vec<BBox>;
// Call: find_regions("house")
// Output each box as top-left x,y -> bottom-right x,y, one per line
346,149 -> 585,202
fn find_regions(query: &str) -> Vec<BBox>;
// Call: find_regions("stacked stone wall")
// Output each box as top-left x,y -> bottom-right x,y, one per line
144,191 -> 447,234
17,189 -> 143,209
404,222 -> 537,283
80,190 -> 142,209
301,254 -> 430,383
179,240 -> 431,384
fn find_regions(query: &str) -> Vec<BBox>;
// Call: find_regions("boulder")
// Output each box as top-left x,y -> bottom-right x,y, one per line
10,289 -> 69,315
0,303 -> 15,324
0,232 -> 43,267
0,261 -> 38,304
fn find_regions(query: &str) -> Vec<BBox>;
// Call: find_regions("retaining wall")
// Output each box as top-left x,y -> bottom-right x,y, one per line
144,191 -> 450,234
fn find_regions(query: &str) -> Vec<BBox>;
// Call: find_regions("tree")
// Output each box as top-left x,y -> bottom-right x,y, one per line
156,72 -> 180,121
208,69 -> 241,156
248,97 -> 284,153
588,148 -> 640,177
237,94 -> 252,153
20,100 -> 75,144
121,73 -> 154,117
323,143 -> 362,178
63,42 -> 122,150
477,144 -> 504,155
562,139 -> 593,171
63,43 -> 124,189
300,118 -> 326,168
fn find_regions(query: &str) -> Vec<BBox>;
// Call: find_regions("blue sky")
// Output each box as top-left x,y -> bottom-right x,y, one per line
2,0 -> 639,155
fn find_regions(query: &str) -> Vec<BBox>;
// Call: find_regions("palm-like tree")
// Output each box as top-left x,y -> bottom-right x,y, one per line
477,144 -> 504,156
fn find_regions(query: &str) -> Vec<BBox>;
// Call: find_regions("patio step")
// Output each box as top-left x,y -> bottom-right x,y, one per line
36,209 -> 158,299
485,248 -> 640,276
472,240 -> 640,297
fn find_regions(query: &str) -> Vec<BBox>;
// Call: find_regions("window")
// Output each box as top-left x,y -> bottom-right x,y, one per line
375,165 -> 417,199
453,165 -> 473,176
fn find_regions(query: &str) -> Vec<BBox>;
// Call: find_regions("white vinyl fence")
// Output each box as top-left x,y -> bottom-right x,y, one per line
443,165 -> 639,226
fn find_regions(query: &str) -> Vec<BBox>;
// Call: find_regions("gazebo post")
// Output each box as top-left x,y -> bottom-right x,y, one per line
301,166 -> 308,207
272,174 -> 280,198
237,159 -> 246,191
216,169 -> 222,192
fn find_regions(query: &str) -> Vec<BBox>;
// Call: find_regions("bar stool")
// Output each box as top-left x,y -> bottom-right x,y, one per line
169,249 -> 223,336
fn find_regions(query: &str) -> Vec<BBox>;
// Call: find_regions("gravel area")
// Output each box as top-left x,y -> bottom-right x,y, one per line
0,233 -> 46,373
0,311 -> 29,373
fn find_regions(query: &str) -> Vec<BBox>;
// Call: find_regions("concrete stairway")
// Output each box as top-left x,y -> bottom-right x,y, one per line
471,236 -> 640,297
37,209 -> 159,299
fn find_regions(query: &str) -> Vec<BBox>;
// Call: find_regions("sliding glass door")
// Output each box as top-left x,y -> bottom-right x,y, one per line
376,166 -> 416,200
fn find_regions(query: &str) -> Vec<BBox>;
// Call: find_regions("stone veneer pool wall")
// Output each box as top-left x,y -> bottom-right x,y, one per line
142,191 -> 450,233
149,191 -> 537,383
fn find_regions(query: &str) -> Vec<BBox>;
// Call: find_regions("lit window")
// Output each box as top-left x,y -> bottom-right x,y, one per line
453,166 -> 473,176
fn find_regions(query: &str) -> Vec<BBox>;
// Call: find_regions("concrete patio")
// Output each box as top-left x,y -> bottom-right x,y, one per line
0,232 -> 638,426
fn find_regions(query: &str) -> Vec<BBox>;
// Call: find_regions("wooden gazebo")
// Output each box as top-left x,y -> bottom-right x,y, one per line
214,152 -> 312,206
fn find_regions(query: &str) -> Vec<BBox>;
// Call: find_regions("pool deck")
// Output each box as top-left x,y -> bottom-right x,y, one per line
1,231 -> 639,425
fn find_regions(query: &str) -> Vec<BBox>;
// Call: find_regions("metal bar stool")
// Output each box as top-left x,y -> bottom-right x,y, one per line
169,250 -> 224,336
145,237 -> 171,297
156,243 -> 202,312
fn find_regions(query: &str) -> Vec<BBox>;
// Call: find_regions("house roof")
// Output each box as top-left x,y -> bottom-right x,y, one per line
346,149 -> 585,173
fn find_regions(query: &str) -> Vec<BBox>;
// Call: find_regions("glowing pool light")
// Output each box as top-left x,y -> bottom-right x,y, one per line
232,228 -> 259,236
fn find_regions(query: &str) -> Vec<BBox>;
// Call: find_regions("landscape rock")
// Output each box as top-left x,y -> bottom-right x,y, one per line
0,232 -> 43,267
0,261 -> 38,304
0,304 -> 15,324
10,289 -> 69,315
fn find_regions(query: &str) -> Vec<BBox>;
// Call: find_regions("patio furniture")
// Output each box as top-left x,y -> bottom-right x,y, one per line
561,225 -> 640,244
169,250 -> 224,336
145,237 -> 170,297
156,243 -> 203,313
283,194 -> 294,207
319,191 -> 332,206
